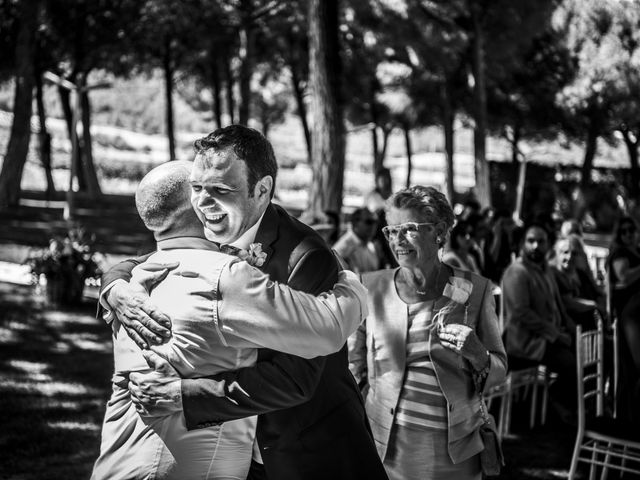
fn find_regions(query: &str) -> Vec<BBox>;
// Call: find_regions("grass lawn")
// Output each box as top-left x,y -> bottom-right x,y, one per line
0,282 -> 112,479
0,279 -> 592,480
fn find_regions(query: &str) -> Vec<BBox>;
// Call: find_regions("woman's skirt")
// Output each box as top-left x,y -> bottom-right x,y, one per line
384,423 -> 481,480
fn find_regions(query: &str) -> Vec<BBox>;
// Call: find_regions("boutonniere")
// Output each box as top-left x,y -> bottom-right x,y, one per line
434,276 -> 474,329
237,242 -> 267,267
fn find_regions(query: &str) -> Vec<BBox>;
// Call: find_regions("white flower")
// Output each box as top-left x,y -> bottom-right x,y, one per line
442,277 -> 473,304
242,243 -> 267,267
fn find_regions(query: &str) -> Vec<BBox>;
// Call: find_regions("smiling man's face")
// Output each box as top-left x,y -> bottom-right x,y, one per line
189,148 -> 265,244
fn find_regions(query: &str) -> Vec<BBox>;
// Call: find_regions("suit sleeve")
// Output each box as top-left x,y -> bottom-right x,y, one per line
96,255 -> 149,322
182,247 -> 340,428
347,321 -> 367,388
216,264 -> 367,357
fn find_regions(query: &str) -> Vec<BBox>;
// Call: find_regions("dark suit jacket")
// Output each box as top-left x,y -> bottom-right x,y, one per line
101,203 -> 387,480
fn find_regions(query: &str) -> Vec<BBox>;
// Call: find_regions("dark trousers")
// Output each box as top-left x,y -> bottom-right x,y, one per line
247,460 -> 268,480
541,340 -> 578,413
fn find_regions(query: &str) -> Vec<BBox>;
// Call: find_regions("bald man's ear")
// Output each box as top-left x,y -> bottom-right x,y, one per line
256,175 -> 273,199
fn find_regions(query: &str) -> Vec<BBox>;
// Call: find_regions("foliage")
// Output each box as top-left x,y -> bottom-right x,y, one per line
26,225 -> 102,282
3,0 -> 640,211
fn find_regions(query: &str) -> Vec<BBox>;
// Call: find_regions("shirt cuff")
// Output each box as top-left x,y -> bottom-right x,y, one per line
100,279 -> 127,324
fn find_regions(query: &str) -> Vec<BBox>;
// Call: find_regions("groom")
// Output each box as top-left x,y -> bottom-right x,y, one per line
100,125 -> 388,480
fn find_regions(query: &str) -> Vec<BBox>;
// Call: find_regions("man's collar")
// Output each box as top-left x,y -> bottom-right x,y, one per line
157,236 -> 219,251
229,209 -> 266,250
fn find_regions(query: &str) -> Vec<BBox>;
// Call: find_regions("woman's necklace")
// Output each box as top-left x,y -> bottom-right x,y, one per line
413,262 -> 442,295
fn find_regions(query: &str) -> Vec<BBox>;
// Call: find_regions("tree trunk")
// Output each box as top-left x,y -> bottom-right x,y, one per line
380,126 -> 390,165
35,69 -> 55,197
580,116 -> 598,190
163,36 -> 176,161
471,5 -> 491,207
511,126 -> 521,164
79,77 -> 101,196
290,64 -> 312,163
621,128 -> 640,200
403,124 -> 413,188
58,85 -> 74,140
308,0 -> 344,217
238,0 -> 255,126
210,48 -> 223,129
370,83 -> 382,173
514,154 -> 527,223
0,0 -> 39,207
442,82 -> 455,202
371,125 -> 380,173
224,53 -> 235,125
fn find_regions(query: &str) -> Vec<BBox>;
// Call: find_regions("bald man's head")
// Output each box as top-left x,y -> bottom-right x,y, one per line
135,161 -> 204,240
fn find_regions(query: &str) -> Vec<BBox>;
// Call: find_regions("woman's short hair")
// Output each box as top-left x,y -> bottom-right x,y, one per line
386,185 -> 455,247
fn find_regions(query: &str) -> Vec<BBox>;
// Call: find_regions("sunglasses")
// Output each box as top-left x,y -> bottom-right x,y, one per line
382,222 -> 434,240
362,218 -> 377,225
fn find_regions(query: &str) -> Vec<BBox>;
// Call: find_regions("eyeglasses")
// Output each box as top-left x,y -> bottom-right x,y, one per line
382,222 -> 434,240
620,227 -> 636,235
362,218 -> 377,226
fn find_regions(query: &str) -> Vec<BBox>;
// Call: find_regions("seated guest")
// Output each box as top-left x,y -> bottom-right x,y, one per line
349,186 -> 506,480
333,207 -> 383,273
502,222 -> 577,424
551,235 -> 605,329
560,219 -> 601,289
618,294 -> 640,428
607,216 -> 640,427
607,216 -> 640,318
443,221 -> 481,274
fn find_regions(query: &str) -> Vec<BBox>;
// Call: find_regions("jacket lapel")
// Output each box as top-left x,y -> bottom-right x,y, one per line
253,203 -> 277,270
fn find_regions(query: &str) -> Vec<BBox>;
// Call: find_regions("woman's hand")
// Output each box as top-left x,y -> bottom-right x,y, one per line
438,323 -> 489,371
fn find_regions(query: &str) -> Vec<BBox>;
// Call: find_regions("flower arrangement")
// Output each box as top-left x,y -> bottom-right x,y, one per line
27,226 -> 103,305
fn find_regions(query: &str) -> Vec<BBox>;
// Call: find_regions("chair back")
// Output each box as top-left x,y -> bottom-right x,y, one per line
576,319 -> 605,424
612,317 -> 619,418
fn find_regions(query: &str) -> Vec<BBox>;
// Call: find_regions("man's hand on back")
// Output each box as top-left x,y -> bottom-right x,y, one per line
107,280 -> 172,348
129,350 -> 183,417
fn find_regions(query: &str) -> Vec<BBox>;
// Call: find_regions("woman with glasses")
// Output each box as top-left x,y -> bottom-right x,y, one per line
348,186 -> 507,480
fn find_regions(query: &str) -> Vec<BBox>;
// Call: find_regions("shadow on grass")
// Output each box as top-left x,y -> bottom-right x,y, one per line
0,282 -> 112,480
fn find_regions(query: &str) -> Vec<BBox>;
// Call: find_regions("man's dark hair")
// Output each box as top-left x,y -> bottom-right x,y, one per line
194,125 -> 278,198
350,207 -> 373,227
522,221 -> 550,242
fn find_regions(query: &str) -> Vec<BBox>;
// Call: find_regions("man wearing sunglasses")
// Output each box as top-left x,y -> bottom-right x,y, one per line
333,207 -> 383,274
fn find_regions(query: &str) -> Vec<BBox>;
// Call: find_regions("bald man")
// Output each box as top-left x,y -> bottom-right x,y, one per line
91,161 -> 368,480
